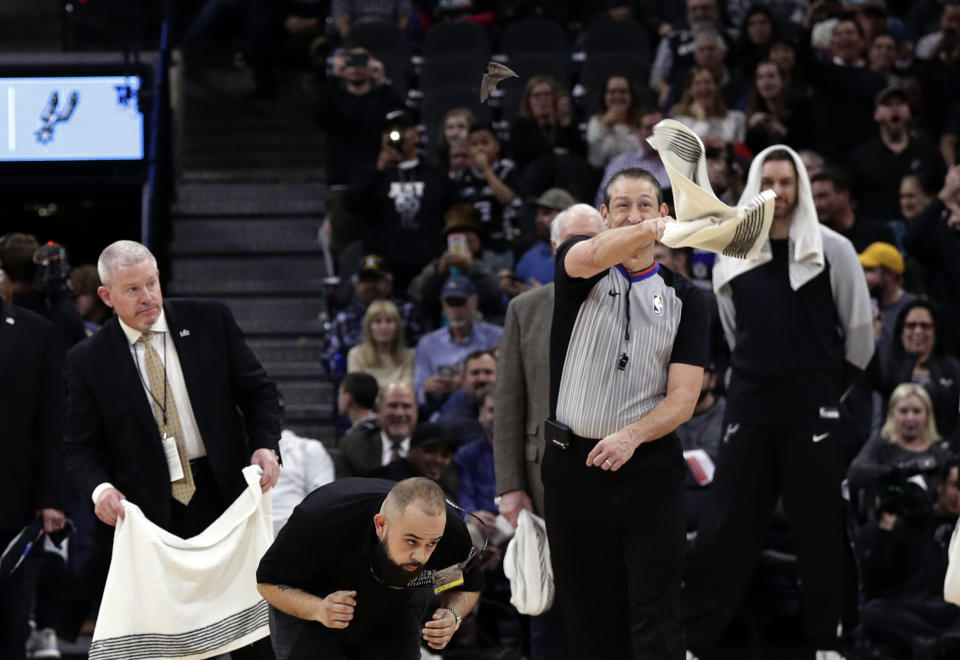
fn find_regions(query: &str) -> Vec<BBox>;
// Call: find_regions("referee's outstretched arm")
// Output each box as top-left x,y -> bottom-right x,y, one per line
564,216 -> 668,279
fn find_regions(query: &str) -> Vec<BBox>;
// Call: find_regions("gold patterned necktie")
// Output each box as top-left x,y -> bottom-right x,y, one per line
136,331 -> 195,505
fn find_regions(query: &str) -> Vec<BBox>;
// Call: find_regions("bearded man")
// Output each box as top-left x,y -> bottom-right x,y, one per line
257,477 -> 481,660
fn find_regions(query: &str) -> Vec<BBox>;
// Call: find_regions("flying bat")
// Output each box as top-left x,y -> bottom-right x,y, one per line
480,62 -> 519,102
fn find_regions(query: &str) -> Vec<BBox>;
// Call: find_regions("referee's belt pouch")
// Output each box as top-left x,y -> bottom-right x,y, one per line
544,419 -> 573,451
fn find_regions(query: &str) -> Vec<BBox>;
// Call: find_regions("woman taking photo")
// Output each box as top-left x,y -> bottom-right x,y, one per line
346,300 -> 415,387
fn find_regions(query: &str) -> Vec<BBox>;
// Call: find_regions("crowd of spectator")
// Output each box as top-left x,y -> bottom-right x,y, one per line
5,0 -> 960,658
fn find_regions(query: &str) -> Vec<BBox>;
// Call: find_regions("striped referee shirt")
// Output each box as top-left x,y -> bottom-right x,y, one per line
550,236 -> 709,439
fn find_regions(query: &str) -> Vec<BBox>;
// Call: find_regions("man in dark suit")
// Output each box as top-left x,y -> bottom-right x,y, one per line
492,203 -> 604,660
62,240 -> 280,659
338,380 -> 418,478
0,298 -> 67,660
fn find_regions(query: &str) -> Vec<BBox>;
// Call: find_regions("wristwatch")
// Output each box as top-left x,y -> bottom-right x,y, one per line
442,607 -> 462,630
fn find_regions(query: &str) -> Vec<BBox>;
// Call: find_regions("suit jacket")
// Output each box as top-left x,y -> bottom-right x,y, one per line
493,284 -> 553,516
62,299 -> 281,531
337,427 -> 382,479
0,300 -> 67,531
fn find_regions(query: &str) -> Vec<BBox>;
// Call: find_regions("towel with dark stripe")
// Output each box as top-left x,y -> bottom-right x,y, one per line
88,466 -> 273,660
649,119 -> 775,260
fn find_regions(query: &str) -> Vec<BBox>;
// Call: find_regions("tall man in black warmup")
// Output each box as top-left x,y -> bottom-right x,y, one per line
63,240 -> 282,659
682,147 -> 874,657
544,168 -> 709,659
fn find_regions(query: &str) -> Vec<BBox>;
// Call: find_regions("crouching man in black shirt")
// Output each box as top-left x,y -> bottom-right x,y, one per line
257,477 -> 481,660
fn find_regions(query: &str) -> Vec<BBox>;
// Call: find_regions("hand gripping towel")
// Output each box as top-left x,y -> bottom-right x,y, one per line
648,119 -> 776,260
89,465 -> 273,660
503,509 -> 554,616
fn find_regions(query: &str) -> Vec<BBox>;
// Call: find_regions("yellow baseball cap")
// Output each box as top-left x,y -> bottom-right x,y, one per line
858,242 -> 904,274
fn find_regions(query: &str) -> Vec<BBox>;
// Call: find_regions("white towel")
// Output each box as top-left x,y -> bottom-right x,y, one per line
89,466 -> 273,660
946,518 -> 960,605
712,143 -> 825,293
503,509 -> 554,616
649,119 -> 776,260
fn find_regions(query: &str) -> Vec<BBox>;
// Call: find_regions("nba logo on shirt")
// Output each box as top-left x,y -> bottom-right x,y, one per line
652,294 -> 663,316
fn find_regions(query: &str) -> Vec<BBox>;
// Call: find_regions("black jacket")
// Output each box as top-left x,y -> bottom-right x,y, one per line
62,299 -> 281,531
0,300 -> 67,531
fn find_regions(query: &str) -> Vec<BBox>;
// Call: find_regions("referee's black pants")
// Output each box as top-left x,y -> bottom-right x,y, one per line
681,419 -> 846,652
542,433 -> 687,660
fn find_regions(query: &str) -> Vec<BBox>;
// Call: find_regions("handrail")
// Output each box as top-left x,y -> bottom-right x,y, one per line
141,15 -> 171,261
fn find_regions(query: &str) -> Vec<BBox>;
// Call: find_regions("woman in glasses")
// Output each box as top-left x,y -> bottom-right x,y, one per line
883,299 -> 960,440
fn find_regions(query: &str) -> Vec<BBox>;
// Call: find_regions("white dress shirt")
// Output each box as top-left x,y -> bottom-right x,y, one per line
272,429 -> 335,535
92,310 -> 207,504
380,431 -> 410,466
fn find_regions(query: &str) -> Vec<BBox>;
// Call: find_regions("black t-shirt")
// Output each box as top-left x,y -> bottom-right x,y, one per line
836,216 -> 897,253
344,160 -> 460,289
455,160 -> 523,254
846,135 -> 947,221
256,478 -> 482,645
316,81 -> 403,187
726,239 -> 846,423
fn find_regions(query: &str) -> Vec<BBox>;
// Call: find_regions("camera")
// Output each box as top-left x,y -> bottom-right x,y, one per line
386,127 -> 404,152
865,451 -> 960,523
347,52 -> 369,68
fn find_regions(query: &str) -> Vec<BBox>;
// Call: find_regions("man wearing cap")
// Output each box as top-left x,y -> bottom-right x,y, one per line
323,254 -> 421,372
372,422 -> 461,499
860,241 -> 917,357
345,109 -> 460,290
845,86 -> 946,220
503,187 -> 575,295
413,276 -> 503,410
811,168 -> 896,251
257,477 -> 481,660
408,204 -> 505,330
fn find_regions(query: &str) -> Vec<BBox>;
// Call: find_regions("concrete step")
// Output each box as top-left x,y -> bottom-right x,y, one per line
175,181 -> 325,203
170,217 -> 321,254
263,361 -> 328,379
169,254 -> 327,282
283,423 -> 336,444
278,381 -> 335,407
223,296 -> 327,322
167,278 -> 327,296
179,168 -> 324,183
247,337 -> 325,364
283,402 -> 334,420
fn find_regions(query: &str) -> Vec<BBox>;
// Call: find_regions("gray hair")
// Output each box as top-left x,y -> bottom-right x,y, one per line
550,203 -> 604,248
694,29 -> 727,53
97,240 -> 157,286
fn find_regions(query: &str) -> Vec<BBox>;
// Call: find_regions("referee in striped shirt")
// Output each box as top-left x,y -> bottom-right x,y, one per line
543,168 -> 709,660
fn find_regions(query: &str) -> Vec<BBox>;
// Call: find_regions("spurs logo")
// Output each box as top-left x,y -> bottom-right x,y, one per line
723,422 -> 740,443
36,91 -> 79,145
